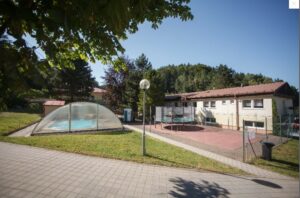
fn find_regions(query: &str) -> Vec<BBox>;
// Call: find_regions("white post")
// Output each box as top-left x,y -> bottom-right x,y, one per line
149,106 -> 152,133
142,90 -> 146,155
69,103 -> 72,132
139,79 -> 150,156
243,120 -> 245,162
96,104 -> 99,130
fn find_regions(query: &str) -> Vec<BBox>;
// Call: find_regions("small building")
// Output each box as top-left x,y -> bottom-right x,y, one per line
165,82 -> 294,133
91,88 -> 107,102
43,100 -> 65,116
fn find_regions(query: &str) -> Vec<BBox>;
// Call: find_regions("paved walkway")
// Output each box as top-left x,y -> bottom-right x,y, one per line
124,125 -> 293,180
9,123 -> 37,137
0,142 -> 298,198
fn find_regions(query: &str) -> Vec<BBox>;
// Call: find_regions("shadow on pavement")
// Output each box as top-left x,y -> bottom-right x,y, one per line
251,179 -> 282,189
164,125 -> 204,132
168,177 -> 230,198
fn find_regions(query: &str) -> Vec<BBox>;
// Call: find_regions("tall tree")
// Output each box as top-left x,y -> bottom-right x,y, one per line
138,70 -> 164,119
135,53 -> 152,71
124,54 -> 152,120
102,57 -> 132,113
210,64 -> 235,89
53,59 -> 96,101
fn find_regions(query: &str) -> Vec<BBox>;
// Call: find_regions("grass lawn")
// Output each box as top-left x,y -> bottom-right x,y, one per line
0,131 -> 246,175
0,112 -> 41,136
0,112 -> 245,175
251,139 -> 299,178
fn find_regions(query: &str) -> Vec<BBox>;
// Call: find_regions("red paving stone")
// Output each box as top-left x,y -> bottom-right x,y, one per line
147,124 -> 261,150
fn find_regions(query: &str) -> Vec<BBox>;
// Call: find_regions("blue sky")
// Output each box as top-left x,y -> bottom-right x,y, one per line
91,0 -> 299,88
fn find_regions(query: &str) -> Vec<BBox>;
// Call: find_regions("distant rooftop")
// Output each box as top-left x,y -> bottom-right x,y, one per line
43,100 -> 65,106
166,82 -> 293,101
93,88 -> 107,93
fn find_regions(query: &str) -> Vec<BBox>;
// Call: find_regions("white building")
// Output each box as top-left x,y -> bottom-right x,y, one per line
165,82 -> 294,133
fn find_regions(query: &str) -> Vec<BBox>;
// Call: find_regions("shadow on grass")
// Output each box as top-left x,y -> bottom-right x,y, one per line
145,153 -> 189,167
168,177 -> 230,198
270,158 -> 299,168
92,130 -> 133,135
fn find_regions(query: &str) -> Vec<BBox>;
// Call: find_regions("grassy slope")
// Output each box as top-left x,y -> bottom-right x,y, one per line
0,112 -> 246,175
0,131 -> 246,175
252,139 -> 299,177
0,112 -> 41,135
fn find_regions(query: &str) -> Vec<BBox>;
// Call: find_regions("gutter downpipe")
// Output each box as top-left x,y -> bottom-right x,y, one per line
235,94 -> 240,130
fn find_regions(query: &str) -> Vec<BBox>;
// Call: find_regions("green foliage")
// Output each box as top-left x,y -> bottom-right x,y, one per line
0,38 -> 50,109
0,0 -> 193,109
51,59 -> 96,101
138,70 -> 165,119
289,85 -> 299,109
102,57 -> 131,113
211,64 -> 235,89
0,0 -> 193,70
103,54 -> 154,116
272,99 -> 280,135
157,63 -> 279,93
0,131 -> 245,175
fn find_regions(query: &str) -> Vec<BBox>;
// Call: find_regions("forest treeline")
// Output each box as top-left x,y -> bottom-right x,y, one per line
157,63 -> 282,94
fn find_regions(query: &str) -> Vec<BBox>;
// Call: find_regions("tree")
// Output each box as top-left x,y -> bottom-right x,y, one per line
0,37 -> 50,110
52,59 -> 96,101
102,57 -> 132,113
135,53 -> 152,71
210,64 -> 235,89
0,0 -> 193,70
138,70 -> 165,120
124,54 -> 152,120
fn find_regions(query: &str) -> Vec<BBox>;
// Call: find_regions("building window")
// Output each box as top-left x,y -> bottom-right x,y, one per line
230,100 -> 234,104
242,100 -> 251,108
204,101 -> 209,107
222,100 -> 226,105
244,121 -> 253,127
244,121 -> 264,128
255,122 -> 264,128
175,102 -> 178,107
205,117 -> 216,123
210,101 -> 216,108
254,99 -> 263,108
193,102 -> 197,107
183,102 -> 188,107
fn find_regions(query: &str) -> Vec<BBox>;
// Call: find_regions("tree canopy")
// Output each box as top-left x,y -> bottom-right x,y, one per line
0,0 -> 193,69
51,59 -> 97,101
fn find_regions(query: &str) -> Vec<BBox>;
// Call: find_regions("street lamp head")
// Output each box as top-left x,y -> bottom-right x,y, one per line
139,79 -> 150,90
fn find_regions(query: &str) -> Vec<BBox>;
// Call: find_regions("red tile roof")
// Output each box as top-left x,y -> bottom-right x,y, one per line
93,88 -> 107,93
166,82 -> 290,100
43,100 -> 65,106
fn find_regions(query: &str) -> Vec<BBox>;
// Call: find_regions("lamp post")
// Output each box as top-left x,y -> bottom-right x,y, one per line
139,79 -> 150,156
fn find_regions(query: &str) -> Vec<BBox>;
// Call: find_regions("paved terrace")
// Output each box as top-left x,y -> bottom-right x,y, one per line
127,123 -> 287,161
124,124 -> 293,180
0,142 -> 298,198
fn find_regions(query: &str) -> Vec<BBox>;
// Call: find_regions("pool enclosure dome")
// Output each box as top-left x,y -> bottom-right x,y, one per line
32,102 -> 123,135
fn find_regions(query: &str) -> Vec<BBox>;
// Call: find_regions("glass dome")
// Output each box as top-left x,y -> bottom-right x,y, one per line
32,102 -> 123,135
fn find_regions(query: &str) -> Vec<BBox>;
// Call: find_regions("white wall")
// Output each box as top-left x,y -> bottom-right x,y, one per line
273,96 -> 293,115
194,95 -> 274,131
165,95 -> 293,132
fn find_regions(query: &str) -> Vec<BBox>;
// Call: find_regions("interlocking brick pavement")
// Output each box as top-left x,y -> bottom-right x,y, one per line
0,142 -> 298,198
